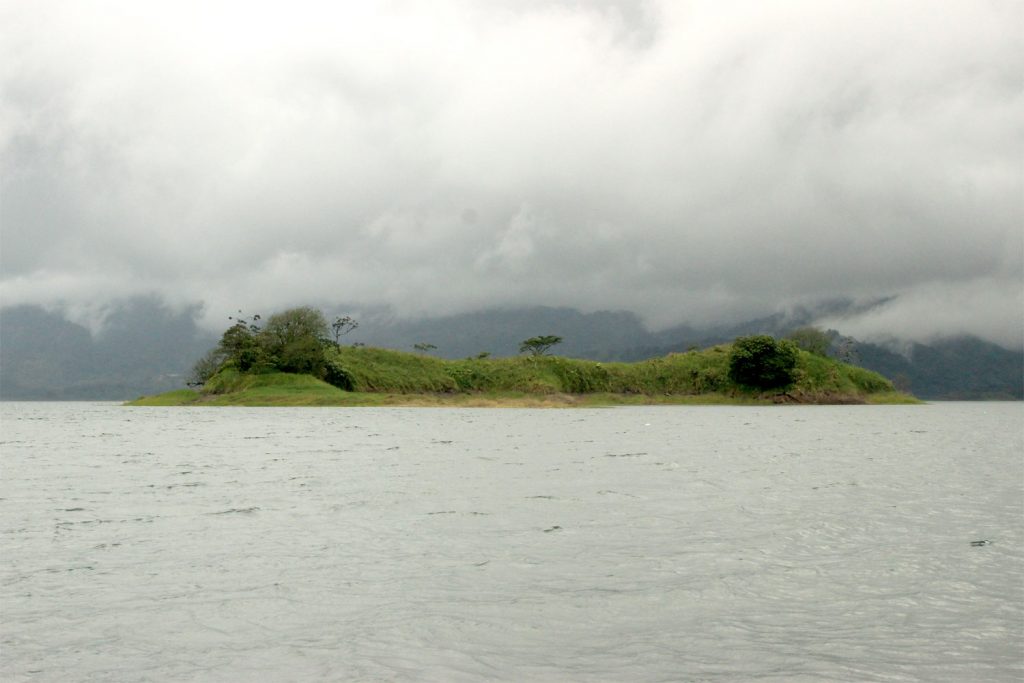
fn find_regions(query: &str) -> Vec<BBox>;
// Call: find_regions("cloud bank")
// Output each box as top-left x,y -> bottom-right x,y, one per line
2,0 -> 1021,346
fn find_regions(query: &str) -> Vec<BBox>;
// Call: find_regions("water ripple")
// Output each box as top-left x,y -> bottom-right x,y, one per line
1,401 -> 1021,682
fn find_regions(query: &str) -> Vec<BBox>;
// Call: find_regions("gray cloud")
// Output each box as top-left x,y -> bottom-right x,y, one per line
2,0 -> 1021,346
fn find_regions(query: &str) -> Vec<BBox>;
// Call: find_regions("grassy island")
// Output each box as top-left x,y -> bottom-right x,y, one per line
128,343 -> 916,407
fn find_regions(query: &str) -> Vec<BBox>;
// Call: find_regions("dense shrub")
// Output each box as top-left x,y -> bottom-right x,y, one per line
544,357 -> 612,393
322,357 -> 356,390
258,307 -> 329,374
689,365 -> 726,392
728,335 -> 798,390
218,320 -> 266,371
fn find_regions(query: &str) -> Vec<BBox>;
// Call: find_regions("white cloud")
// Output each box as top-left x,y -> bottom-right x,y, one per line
2,0 -> 1021,346
816,277 -> 1024,350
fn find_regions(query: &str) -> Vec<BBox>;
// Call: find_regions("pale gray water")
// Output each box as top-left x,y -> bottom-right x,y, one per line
1,402 -> 1022,682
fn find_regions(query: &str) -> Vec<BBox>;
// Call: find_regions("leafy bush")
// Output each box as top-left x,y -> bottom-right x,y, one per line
544,357 -> 612,393
258,307 -> 329,374
728,335 -> 798,390
218,320 -> 266,371
690,365 -> 726,392
323,359 -> 356,390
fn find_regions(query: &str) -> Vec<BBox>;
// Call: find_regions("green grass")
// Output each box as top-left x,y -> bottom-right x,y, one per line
127,343 -> 919,407
863,391 -> 923,405
325,346 -> 459,393
128,371 -> 351,406
324,345 -> 736,395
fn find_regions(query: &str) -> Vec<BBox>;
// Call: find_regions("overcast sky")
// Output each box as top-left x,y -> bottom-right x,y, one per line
2,0 -> 1021,347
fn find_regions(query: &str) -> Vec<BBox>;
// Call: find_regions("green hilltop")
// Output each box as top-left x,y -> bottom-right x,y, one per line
128,340 -> 915,407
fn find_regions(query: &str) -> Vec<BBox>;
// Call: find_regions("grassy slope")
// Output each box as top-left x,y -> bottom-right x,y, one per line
130,371 -> 353,406
127,345 -> 918,407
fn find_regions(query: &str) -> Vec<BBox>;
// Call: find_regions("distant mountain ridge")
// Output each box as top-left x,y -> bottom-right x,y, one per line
1,299 -> 1020,400
0,299 -> 214,400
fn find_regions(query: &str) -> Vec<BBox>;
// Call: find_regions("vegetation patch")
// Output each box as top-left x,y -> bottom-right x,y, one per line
728,335 -> 799,390
127,306 -> 916,407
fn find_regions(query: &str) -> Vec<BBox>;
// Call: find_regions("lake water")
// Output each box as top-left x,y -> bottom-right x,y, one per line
1,401 -> 1022,682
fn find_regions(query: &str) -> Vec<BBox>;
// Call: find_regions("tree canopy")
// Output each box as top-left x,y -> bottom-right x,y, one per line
259,307 -> 329,374
216,312 -> 264,371
519,335 -> 563,356
199,307 -> 357,380
727,335 -> 798,390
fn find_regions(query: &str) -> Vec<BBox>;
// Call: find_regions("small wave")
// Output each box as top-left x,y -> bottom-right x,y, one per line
208,506 -> 261,515
597,490 -> 639,498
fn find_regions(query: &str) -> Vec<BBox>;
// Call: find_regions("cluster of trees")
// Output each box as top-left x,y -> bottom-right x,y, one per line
190,303 -> 573,387
189,308 -> 357,386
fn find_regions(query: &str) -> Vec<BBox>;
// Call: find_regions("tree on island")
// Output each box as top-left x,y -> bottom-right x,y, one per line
728,335 -> 798,390
218,311 -> 265,371
519,335 -> 563,356
195,306 -> 337,381
413,342 -> 437,354
259,307 -> 329,374
330,316 -> 358,346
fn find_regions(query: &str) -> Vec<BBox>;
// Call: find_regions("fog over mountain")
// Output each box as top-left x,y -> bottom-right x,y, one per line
2,1 -> 1021,348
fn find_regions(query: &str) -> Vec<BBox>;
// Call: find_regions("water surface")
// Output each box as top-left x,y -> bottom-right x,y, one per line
2,402 -> 1022,681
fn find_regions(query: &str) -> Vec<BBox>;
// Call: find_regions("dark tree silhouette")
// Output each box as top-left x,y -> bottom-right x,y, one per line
728,335 -> 798,390
331,316 -> 358,346
519,335 -> 563,356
